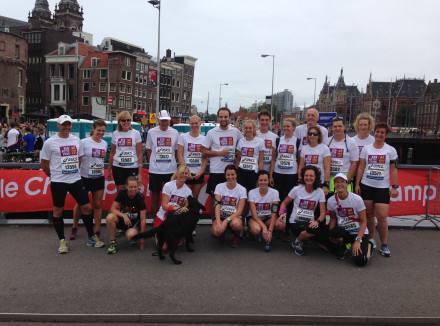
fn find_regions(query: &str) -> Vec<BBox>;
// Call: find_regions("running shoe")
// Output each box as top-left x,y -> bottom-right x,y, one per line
87,235 -> 105,248
231,235 -> 240,248
380,244 -> 391,257
336,245 -> 347,260
107,241 -> 117,254
130,240 -> 138,246
370,239 -> 377,249
292,239 -> 305,256
69,227 -> 78,240
58,239 -> 68,254
115,229 -> 125,237
345,243 -> 352,250
95,231 -> 103,241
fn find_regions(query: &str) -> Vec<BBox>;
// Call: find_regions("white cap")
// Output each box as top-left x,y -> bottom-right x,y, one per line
334,173 -> 348,182
158,110 -> 171,120
57,115 -> 73,124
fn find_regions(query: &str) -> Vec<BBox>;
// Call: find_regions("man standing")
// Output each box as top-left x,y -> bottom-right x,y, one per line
202,107 -> 243,216
4,122 -> 22,152
40,115 -> 103,254
23,126 -> 36,153
294,107 -> 329,155
256,110 -> 278,184
146,110 -> 179,218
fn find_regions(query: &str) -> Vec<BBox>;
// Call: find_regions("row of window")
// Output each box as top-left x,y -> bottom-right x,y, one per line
23,32 -> 42,44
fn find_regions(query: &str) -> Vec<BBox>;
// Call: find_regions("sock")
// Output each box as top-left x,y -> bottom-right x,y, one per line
82,213 -> 94,238
53,217 -> 65,240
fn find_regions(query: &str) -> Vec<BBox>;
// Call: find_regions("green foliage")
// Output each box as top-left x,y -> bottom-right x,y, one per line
395,104 -> 415,127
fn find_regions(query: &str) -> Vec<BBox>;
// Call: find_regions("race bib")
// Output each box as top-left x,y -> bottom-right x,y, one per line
330,158 -> 343,174
295,208 -> 314,222
341,219 -> 359,232
88,162 -> 104,178
186,143 -> 202,166
239,147 -> 257,171
277,153 -> 294,169
366,155 -> 386,180
220,147 -> 235,162
220,205 -> 236,217
304,154 -> 319,165
59,145 -> 79,174
221,196 -> 238,217
118,150 -> 135,166
256,202 -> 271,219
263,140 -> 272,163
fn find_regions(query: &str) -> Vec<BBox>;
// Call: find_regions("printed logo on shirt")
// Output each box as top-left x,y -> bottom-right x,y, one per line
298,199 -> 316,210
339,207 -> 355,218
241,147 -> 255,157
264,140 -> 272,149
221,196 -> 237,206
279,144 -> 294,154
188,143 -> 202,152
92,148 -> 106,158
60,146 -> 77,156
157,137 -> 172,146
219,137 -> 233,146
304,154 -> 319,164
256,203 -> 271,211
330,148 -> 344,158
368,155 -> 386,164
170,195 -> 186,206
302,137 -> 308,145
117,138 -> 132,146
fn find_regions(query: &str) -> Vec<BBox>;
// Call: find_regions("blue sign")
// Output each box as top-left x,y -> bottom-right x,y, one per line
318,112 -> 337,127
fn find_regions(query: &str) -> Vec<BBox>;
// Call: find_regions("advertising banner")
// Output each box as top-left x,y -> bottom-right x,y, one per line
317,112 -> 337,127
148,70 -> 157,86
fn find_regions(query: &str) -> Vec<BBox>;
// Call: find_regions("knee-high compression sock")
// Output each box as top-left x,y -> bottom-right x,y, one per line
53,217 -> 65,240
82,213 -> 95,238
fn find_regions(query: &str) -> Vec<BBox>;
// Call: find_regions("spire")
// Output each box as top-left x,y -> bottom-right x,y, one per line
340,67 -> 343,77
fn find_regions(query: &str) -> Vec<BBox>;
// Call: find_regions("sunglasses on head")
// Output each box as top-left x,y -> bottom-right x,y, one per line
120,119 -> 131,123
308,132 -> 319,136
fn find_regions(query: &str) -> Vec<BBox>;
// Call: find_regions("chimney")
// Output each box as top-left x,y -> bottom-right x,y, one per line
166,49 -> 171,58
435,79 -> 438,83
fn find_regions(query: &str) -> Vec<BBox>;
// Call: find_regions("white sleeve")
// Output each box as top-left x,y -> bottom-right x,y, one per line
172,130 -> 179,150
162,182 -> 173,197
214,184 -> 222,196
111,132 -> 117,145
239,186 -> 247,199
287,186 -> 298,200
135,130 -> 142,144
178,134 -> 185,147
202,132 -> 212,149
40,140 -> 51,160
390,146 -> 398,160
78,139 -> 84,157
145,129 -> 153,150
354,194 -> 366,211
272,189 -> 280,202
322,144 -> 331,157
360,146 -> 367,159
348,139 -> 359,161
327,196 -> 336,212
318,188 -> 326,202
248,189 -> 256,203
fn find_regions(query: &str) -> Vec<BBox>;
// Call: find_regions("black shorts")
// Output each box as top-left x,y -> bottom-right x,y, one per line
360,183 -> 390,204
206,173 -> 226,196
81,176 -> 105,192
290,220 -> 324,237
237,168 -> 258,193
185,173 -> 205,185
50,180 -> 90,208
112,166 -> 139,186
149,173 -> 173,191
115,217 -> 140,231
329,226 -> 370,266
273,172 -> 298,201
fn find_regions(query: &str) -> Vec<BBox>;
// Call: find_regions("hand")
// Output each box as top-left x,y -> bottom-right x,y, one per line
390,187 -> 398,198
309,220 -> 320,229
218,149 -> 230,157
139,238 -> 145,250
180,207 -> 189,213
187,174 -> 194,181
216,220 -> 226,234
106,173 -> 112,181
352,240 -> 362,256
355,185 -> 361,195
123,215 -> 132,227
279,213 -> 286,221
263,229 -> 272,243
194,172 -> 203,180
269,176 -> 274,187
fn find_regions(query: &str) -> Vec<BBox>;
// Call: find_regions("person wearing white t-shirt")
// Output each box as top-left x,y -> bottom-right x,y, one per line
256,110 -> 278,178
212,165 -> 247,248
294,108 -> 329,154
352,113 -> 375,156
4,121 -> 22,152
202,108 -> 243,217
248,170 -> 283,247
279,165 -> 326,256
107,111 -> 143,192
326,117 -> 359,194
40,115 -> 97,254
298,126 -> 331,194
146,110 -> 179,218
328,173 -> 372,265
355,122 -> 398,258
177,115 -> 207,200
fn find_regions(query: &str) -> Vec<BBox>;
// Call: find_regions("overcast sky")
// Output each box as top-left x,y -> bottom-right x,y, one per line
3,0 -> 440,114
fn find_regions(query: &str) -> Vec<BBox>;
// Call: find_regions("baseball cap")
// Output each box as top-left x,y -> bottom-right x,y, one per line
57,115 -> 73,124
158,110 -> 171,120
333,173 -> 348,182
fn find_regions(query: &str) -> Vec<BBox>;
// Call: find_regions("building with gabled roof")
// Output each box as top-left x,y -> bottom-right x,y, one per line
415,79 -> 440,130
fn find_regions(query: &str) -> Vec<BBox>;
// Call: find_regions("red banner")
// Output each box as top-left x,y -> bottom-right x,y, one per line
0,169 -> 438,216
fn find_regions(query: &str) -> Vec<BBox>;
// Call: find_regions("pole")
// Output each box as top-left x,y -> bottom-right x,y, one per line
270,55 -> 275,124
206,91 -> 209,117
313,78 -> 316,106
219,84 -> 222,109
155,1 -> 161,124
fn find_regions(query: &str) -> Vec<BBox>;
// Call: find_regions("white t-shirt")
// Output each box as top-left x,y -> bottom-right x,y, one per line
202,126 -> 243,173
248,187 -> 280,219
360,143 -> 398,188
236,137 -> 264,173
156,180 -> 193,221
352,134 -> 375,156
40,133 -> 83,184
214,182 -> 247,218
294,124 -> 329,150
256,130 -> 278,172
79,137 -> 108,179
327,192 -> 368,235
5,128 -> 20,148
112,129 -> 142,169
287,185 -> 326,223
300,143 -> 331,182
274,135 -> 298,175
146,126 -> 179,174
178,133 -> 205,174
326,136 -> 359,175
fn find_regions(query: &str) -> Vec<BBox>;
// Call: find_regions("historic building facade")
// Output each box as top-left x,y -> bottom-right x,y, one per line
414,79 -> 440,130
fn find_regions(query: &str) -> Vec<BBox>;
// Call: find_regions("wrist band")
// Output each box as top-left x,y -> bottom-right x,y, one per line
226,217 -> 231,222
279,209 -> 285,215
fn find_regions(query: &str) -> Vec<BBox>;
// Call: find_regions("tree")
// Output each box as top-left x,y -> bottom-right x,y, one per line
395,104 -> 415,127
208,113 -> 217,122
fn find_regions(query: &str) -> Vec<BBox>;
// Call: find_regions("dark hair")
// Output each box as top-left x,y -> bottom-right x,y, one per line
224,164 -> 237,175
298,165 -> 321,190
90,119 -> 107,136
10,122 -> 16,127
374,122 -> 391,134
257,169 -> 270,179
258,110 -> 271,120
331,117 -> 344,126
25,126 -> 31,132
217,107 -> 231,117
126,176 -> 138,185
307,126 -> 323,144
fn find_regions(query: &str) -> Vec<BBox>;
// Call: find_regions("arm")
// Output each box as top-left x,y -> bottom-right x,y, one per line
138,209 -> 147,250
389,163 -> 398,198
297,157 -> 304,181
279,196 -> 293,219
147,148 -> 151,162
322,156 -> 331,196
41,159 -> 50,177
310,201 -> 326,229
235,150 -> 241,169
269,146 -> 276,186
249,201 -> 266,229
352,209 -> 367,256
347,160 -> 358,181
229,198 -> 246,220
266,201 -> 280,243
107,144 -> 116,181
177,144 -> 185,166
215,194 -> 228,234
110,200 -> 131,226
258,150 -> 264,171
328,211 -> 337,231
161,194 -> 171,212
355,158 -> 366,195
203,146 -> 229,158
136,142 -> 143,184
195,156 -> 208,180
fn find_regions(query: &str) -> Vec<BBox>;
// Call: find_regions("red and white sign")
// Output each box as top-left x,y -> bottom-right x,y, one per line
107,96 -> 113,105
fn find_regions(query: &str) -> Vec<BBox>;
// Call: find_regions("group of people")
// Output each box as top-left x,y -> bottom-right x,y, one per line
1,121 -> 47,155
41,107 -> 399,267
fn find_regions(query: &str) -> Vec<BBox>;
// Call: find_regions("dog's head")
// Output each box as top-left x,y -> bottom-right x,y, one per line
187,195 -> 206,213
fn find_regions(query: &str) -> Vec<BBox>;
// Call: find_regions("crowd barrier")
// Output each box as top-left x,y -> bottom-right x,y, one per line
0,168 -> 439,217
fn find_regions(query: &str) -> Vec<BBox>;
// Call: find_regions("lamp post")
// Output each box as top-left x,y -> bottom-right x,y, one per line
261,54 -> 275,123
219,83 -> 228,109
148,0 -> 160,124
307,77 -> 317,107
107,57 -> 119,121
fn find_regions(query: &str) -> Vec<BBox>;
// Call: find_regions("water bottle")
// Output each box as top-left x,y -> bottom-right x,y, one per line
265,242 -> 270,252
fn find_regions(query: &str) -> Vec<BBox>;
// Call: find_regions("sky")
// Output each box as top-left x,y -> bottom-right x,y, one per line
2,0 -> 440,114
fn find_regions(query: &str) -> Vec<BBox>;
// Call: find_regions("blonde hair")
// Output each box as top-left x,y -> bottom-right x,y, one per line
117,111 -> 133,131
354,113 -> 374,133
243,120 -> 257,137
90,119 -> 107,136
283,117 -> 297,128
171,165 -> 190,181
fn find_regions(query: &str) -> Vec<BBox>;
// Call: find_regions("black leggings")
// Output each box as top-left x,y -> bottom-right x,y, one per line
329,227 -> 370,266
273,172 -> 298,233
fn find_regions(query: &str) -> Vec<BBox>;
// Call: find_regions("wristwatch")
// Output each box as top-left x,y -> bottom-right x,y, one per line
355,237 -> 362,243
392,185 -> 399,189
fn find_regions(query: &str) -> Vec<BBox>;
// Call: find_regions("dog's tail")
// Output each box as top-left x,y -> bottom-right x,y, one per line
132,227 -> 158,240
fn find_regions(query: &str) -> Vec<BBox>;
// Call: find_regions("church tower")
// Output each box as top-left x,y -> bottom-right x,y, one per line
28,0 -> 54,28
54,0 -> 84,33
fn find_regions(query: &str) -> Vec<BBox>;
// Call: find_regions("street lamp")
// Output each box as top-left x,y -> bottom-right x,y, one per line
107,57 -> 119,121
219,83 -> 228,109
307,77 -> 317,106
148,0 -> 160,124
261,54 -> 275,123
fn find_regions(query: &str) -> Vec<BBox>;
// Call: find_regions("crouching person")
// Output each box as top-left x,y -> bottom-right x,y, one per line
328,173 -> 372,266
106,176 -> 146,254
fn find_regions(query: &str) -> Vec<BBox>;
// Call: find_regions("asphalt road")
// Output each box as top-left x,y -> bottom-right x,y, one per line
0,225 -> 439,325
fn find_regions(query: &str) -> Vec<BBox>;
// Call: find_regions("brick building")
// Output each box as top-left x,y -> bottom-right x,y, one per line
414,79 -> 440,130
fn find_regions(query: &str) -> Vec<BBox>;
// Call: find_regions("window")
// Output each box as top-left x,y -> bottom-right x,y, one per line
122,70 -> 132,81
188,79 -> 192,87
136,62 -> 140,70
59,65 -> 65,78
18,69 -> 23,87
120,83 -> 125,93
184,79 -> 187,88
172,92 -> 175,101
100,69 -> 107,79
110,83 -> 116,92
183,91 -> 186,100
144,76 -> 147,85
54,85 -> 60,100
143,89 -> 147,98
50,65 -> 55,77
125,57 -> 131,67
83,96 -> 89,106
127,71 -> 132,81
119,96 -> 125,108
126,96 -> 132,108
143,102 -> 146,110
141,64 -> 144,72
68,85 -> 74,101
177,80 -> 180,88
15,45 -> 20,58
189,68 -> 192,76
19,96 -> 24,113
83,82 -> 90,92
83,70 -> 91,79
0,41 -> 5,51
134,100 -> 137,109
68,64 -> 74,79
149,90 -> 152,99
148,103 -> 152,111
134,88 -> 138,97
91,58 -> 99,67
172,78 -> 175,86
187,91 -> 191,99
176,93 -> 180,101
63,85 -> 66,100
127,84 -> 132,94
136,74 -> 139,83
99,83 -> 106,92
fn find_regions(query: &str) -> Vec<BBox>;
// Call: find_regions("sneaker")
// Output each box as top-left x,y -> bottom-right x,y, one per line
95,231 -> 103,241
87,235 -> 105,248
116,229 -> 125,237
69,227 -> 78,240
58,239 -> 68,254
292,239 -> 305,256
380,244 -> 391,257
107,241 -> 117,254
345,243 -> 352,250
370,239 -> 377,249
231,235 -> 240,248
130,240 -> 138,246
336,245 -> 347,259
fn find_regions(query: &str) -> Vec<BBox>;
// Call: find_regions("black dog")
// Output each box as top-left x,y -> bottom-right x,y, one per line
132,195 -> 206,264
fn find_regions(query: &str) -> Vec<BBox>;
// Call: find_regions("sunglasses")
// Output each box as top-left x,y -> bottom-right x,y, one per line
308,132 -> 319,136
120,119 -> 131,123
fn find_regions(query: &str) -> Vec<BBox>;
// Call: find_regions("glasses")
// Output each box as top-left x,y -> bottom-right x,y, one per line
120,119 -> 131,123
308,132 -> 319,136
